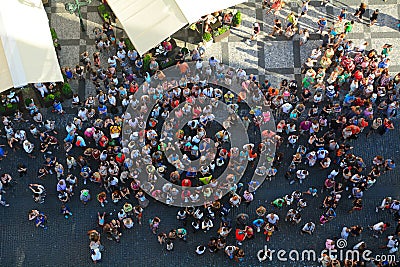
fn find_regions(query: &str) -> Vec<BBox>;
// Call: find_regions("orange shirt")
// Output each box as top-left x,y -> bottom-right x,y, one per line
178,62 -> 189,74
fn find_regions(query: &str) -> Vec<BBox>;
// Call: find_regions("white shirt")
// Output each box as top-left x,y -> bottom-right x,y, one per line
5,126 -> 14,136
390,202 -> 400,211
282,103 -> 293,113
23,141 -> 34,153
15,130 -> 26,140
122,98 -> 129,107
296,170 -> 308,179
266,214 -> 279,224
329,169 -> 339,178
91,248 -> 101,261
357,43 -> 367,52
373,222 -> 385,231
196,60 -> 203,69
310,49 -> 321,60
65,123 -> 76,133
236,69 -> 247,80
78,109 -> 88,120
109,95 -> 117,106
341,227 -> 349,239
108,57 -> 117,66
302,223 -> 315,232
387,236 -> 398,248
117,50 -> 126,59
203,88 -> 214,97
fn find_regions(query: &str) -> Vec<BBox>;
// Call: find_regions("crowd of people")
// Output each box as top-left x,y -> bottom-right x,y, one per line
0,1 -> 399,266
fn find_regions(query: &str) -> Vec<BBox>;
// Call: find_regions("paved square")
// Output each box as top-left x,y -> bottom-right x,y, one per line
228,42 -> 259,69
0,1 -> 399,267
264,41 -> 295,68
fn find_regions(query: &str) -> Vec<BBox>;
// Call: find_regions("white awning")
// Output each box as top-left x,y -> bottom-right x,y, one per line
0,0 -> 63,92
175,0 -> 245,24
107,0 -> 246,55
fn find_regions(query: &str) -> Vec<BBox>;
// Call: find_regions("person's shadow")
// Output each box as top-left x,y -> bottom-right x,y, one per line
371,9 -> 400,31
332,0 -> 400,31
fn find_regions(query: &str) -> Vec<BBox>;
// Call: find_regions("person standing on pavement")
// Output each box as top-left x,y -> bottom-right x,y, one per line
344,21 -> 354,35
266,213 -> 279,230
265,0 -> 284,15
369,221 -> 390,238
354,3 -> 367,21
250,22 -> 261,41
301,222 -> 316,235
320,0 -> 331,6
317,17 -> 327,35
150,217 -> 161,234
35,212 -> 48,229
262,0 -> 272,9
208,56 -> 219,74
90,248 -> 102,263
369,9 -> 380,26
299,29 -> 309,46
286,12 -> 298,30
269,19 -> 283,37
338,8 -> 347,22
299,0 -> 310,18
263,223 -> 275,241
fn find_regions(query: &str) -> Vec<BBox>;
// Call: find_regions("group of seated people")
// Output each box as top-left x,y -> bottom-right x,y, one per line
201,10 -> 235,33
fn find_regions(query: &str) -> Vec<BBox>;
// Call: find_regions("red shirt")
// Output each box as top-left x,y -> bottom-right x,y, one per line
235,229 -> 246,242
182,179 -> 191,187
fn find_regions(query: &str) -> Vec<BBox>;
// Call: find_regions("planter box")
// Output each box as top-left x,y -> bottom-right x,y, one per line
98,4 -> 112,23
43,100 -> 53,108
203,39 -> 213,47
210,21 -> 222,31
0,104 -> 18,116
213,29 -> 230,43
62,92 -> 73,99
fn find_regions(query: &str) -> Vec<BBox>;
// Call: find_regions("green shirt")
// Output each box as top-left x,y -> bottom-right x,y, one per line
344,23 -> 352,33
272,198 -> 284,207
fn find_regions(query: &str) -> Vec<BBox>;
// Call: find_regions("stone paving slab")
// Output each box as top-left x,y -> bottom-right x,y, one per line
228,42 -> 259,69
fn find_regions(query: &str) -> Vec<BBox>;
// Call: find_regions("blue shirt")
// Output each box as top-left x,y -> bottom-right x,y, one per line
386,159 -> 396,169
209,58 -> 219,67
65,70 -> 73,79
253,219 -> 265,227
98,105 -> 107,114
343,94 -> 355,104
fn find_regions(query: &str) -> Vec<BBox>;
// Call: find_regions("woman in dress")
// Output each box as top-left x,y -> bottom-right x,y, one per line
266,0 -> 284,15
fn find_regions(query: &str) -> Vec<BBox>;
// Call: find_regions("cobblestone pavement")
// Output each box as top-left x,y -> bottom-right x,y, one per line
0,0 -> 400,266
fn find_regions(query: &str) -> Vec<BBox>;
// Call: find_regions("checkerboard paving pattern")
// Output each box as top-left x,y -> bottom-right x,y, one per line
202,0 -> 400,85
0,1 -> 395,267
47,0 -> 400,96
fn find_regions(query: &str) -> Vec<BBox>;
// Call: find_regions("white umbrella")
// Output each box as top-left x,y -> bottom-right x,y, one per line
107,0 -> 246,55
0,0 -> 63,92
